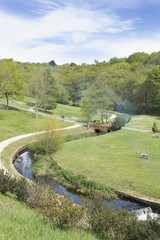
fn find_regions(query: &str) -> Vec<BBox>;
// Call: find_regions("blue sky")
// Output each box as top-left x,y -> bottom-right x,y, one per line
0,0 -> 160,64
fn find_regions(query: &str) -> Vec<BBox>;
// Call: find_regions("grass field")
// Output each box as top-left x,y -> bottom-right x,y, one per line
0,105 -> 71,142
0,194 -> 99,240
53,126 -> 160,200
0,97 -> 82,121
126,115 -> 160,131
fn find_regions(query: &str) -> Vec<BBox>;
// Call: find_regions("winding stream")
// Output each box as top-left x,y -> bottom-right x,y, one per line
14,150 -> 151,213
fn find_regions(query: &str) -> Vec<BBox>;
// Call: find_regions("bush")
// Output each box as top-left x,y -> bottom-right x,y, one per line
0,169 -> 29,202
112,115 -> 126,131
39,190 -> 85,229
0,169 -> 12,194
26,181 -> 50,209
30,118 -> 64,155
14,177 -> 29,202
85,197 -> 160,240
152,122 -> 158,133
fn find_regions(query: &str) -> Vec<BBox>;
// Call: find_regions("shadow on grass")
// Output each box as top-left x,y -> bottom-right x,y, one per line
8,106 -> 21,111
0,104 -> 20,112
38,109 -> 53,115
26,101 -> 35,107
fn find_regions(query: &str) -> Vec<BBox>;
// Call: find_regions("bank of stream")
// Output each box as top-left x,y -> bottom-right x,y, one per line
13,149 -> 160,221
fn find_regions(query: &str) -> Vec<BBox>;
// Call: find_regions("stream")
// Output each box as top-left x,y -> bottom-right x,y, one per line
13,150 -> 159,220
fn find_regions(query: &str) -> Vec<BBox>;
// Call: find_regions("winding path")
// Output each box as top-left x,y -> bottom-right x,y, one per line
0,103 -> 160,213
0,102 -> 85,125
0,124 -> 82,175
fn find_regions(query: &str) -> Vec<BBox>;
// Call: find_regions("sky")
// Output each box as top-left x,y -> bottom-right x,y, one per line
0,0 -> 160,64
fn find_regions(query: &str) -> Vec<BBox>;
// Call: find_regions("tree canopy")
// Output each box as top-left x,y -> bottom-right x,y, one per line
0,60 -> 24,110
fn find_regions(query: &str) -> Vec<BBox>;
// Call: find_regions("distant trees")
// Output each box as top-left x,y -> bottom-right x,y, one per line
126,52 -> 150,65
1,50 -> 160,115
0,60 -> 24,110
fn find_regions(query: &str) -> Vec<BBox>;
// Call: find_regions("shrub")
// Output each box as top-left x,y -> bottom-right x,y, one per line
39,190 -> 85,229
112,115 -> 125,131
85,197 -> 160,240
26,181 -> 50,209
0,169 -> 12,194
14,177 -> 29,202
152,122 -> 158,133
30,118 -> 64,155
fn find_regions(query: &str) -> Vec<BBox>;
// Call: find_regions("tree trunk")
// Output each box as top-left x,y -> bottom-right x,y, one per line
5,92 -> 9,110
35,103 -> 38,119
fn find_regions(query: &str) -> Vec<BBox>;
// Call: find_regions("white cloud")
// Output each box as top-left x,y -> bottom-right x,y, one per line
0,3 -> 159,64
82,35 -> 160,62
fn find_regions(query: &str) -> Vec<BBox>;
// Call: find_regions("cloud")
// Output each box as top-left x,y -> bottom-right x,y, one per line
0,2 -> 159,64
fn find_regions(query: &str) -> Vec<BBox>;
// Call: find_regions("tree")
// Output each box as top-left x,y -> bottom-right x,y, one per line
0,60 -> 24,110
48,60 -> 57,67
143,65 -> 160,112
126,52 -> 150,65
81,81 -> 113,123
81,92 -> 96,124
32,118 -> 63,155
28,68 -> 57,118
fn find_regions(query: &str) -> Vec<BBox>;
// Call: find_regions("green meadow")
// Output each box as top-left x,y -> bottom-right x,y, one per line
126,115 -> 160,131
1,104 -> 160,239
53,121 -> 160,200
0,104 -> 71,142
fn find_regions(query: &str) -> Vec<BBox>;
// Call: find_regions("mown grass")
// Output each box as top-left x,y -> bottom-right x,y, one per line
0,105 -> 71,142
126,115 -> 160,131
0,194 -> 99,240
53,129 -> 160,200
0,97 -> 82,121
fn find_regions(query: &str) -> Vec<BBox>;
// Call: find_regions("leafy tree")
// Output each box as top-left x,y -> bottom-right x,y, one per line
81,81 -> 113,122
28,68 -> 57,118
31,118 -> 63,155
126,52 -> 150,65
112,115 -> 125,131
0,60 -> 24,110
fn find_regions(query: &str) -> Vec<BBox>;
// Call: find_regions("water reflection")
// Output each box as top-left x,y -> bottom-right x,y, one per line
14,151 -> 33,180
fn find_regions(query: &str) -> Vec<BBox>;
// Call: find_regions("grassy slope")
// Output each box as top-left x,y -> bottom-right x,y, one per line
0,194 -> 99,240
0,97 -> 82,121
0,105 -> 71,142
0,105 -> 99,240
53,116 -> 160,200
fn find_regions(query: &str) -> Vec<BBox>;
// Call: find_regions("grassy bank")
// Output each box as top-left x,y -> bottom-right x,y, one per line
0,194 -> 99,240
53,128 -> 160,200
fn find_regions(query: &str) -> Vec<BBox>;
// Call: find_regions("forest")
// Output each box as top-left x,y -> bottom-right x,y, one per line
1,51 -> 160,119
